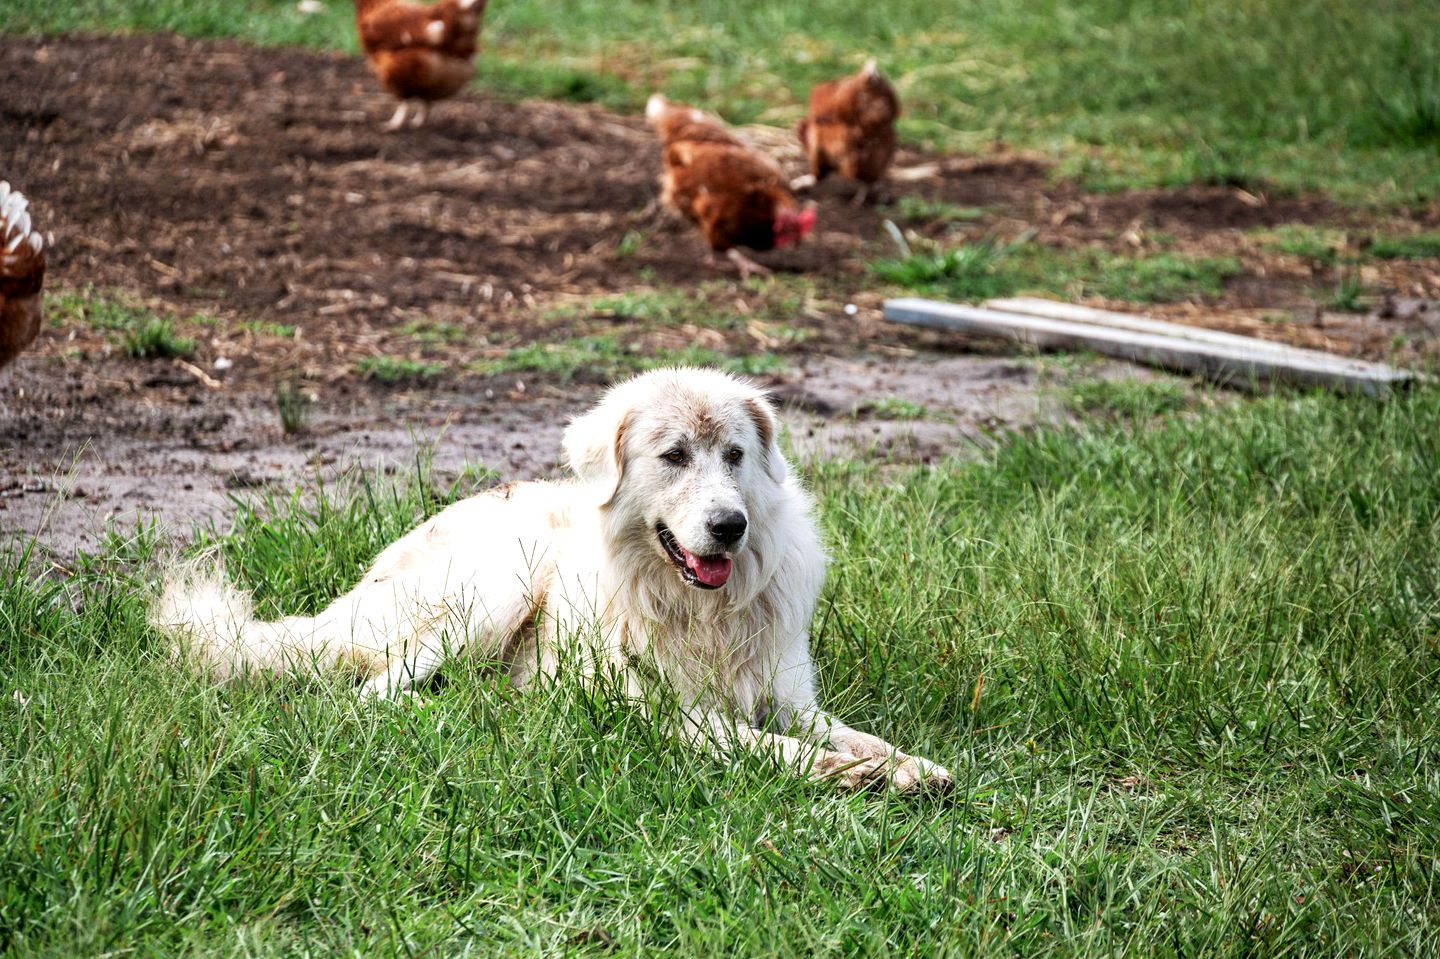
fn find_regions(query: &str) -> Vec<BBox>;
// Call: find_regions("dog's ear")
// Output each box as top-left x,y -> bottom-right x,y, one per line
747,396 -> 787,483
563,401 -> 630,506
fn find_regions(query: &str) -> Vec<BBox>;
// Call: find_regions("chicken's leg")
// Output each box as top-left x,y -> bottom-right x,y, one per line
409,100 -> 431,129
384,102 -> 411,132
724,248 -> 773,280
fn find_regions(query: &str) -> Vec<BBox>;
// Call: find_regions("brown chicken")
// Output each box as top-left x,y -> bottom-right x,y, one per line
0,182 -> 46,373
646,94 -> 816,278
795,59 -> 900,204
354,0 -> 487,130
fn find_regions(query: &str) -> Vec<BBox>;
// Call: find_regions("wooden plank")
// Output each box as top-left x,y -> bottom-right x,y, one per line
884,298 -> 1415,397
986,296 -> 1397,371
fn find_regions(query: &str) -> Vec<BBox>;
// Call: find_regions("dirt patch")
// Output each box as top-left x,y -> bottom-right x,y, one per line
0,350 -> 1154,554
7,33 -> 959,372
1,33 -> 1436,554
8,33 -> 1432,373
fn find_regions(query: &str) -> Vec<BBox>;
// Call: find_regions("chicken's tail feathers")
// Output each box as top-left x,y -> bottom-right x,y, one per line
861,57 -> 880,78
645,93 -> 670,123
151,557 -> 350,681
0,182 -> 46,292
645,93 -> 715,133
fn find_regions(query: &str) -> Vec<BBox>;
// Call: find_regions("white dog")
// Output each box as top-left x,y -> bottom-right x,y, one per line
153,368 -> 952,793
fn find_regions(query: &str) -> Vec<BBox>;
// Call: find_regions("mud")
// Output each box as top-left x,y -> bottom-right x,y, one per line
1,351 -> 1153,553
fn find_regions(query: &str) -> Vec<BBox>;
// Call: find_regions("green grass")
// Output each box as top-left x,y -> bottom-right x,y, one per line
1060,376 -> 1190,421
584,281 -> 815,332
47,286 -> 158,332
544,283 -> 816,337
472,334 -> 785,381
873,240 -> 1240,304
238,319 -> 300,339
49,287 -> 209,360
355,355 -> 445,383
1260,227 -> 1440,264
1368,232 -> 1440,259
121,317 -> 198,359
614,229 -> 645,259
1262,224 -> 1347,264
1326,270 -> 1368,313
400,318 -> 472,346
872,240 -> 1017,302
857,395 -> 932,420
3,389 -> 1440,954
3,0 -> 1438,205
273,380 -> 315,436
1091,253 -> 1240,302
590,289 -> 726,328
884,197 -> 989,226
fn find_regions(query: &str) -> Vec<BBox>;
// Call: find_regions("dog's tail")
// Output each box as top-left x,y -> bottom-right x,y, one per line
151,560 -> 355,680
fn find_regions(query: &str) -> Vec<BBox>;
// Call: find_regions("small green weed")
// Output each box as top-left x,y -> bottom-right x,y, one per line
46,287 -> 141,331
1326,270 -> 1368,312
615,229 -> 644,259
871,239 -> 1015,302
355,356 -> 444,383
122,317 -> 197,359
47,286 -> 209,358
274,380 -> 315,436
401,319 -> 470,346
858,395 -> 931,420
239,320 -> 299,339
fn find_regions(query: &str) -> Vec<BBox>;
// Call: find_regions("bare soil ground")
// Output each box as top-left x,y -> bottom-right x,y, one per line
2,33 -> 1437,552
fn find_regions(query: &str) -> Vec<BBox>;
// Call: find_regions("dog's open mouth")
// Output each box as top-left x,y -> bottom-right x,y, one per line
656,524 -> 732,589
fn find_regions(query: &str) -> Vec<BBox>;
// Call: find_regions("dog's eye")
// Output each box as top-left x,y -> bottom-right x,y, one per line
661,448 -> 688,465
725,448 -> 744,465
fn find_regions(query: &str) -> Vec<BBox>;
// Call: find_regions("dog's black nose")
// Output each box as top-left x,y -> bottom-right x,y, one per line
707,511 -> 748,547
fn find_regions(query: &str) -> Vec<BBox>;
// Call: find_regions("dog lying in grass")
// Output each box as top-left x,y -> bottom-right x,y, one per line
153,367 -> 953,793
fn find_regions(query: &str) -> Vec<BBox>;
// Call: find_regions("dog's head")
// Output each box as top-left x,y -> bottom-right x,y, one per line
563,368 -> 787,591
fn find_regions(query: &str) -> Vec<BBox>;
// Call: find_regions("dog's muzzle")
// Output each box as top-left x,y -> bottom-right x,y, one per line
657,524 -> 732,589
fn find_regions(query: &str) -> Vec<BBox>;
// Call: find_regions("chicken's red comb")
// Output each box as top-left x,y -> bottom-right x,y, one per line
773,207 -> 817,249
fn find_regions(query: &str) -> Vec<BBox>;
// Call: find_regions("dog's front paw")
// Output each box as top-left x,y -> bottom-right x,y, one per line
888,755 -> 955,796
813,752 -> 888,791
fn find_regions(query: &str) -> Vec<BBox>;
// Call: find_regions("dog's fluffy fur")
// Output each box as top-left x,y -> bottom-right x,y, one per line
153,368 -> 951,792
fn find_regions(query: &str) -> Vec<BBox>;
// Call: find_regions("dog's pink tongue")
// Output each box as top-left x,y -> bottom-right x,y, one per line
685,551 -> 732,587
